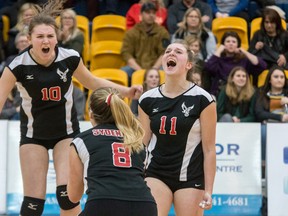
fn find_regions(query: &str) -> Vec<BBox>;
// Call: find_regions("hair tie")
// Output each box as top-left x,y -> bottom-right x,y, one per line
105,93 -> 113,106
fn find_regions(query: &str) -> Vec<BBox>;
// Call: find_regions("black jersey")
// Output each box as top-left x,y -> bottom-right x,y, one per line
139,83 -> 214,182
72,124 -> 155,203
8,46 -> 81,139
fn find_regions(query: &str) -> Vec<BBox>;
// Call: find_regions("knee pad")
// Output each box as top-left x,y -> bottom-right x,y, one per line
56,185 -> 80,210
20,196 -> 45,216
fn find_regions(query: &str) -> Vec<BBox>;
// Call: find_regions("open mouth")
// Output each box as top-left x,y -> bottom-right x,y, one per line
42,48 -> 50,53
167,59 -> 176,67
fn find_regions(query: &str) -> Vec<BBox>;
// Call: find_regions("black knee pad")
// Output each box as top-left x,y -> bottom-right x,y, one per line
20,196 -> 45,216
56,185 -> 80,210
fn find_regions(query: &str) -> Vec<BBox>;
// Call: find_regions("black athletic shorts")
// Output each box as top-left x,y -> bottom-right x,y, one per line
20,130 -> 80,150
79,199 -> 157,216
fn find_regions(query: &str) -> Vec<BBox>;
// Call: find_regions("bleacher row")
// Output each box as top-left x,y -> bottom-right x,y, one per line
1,13 -> 288,121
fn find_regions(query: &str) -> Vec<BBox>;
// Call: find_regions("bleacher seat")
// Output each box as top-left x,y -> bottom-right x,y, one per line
89,40 -> 125,71
212,17 -> 249,50
91,15 -> 126,43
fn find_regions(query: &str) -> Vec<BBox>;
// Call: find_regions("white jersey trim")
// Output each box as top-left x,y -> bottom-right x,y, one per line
64,82 -> 74,134
73,137 -> 90,188
17,82 -> 34,138
179,119 -> 201,181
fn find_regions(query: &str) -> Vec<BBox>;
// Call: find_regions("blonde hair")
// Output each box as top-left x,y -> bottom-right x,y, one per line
226,66 -> 255,104
175,7 -> 208,38
15,3 -> 38,31
59,8 -> 82,42
89,87 -> 144,153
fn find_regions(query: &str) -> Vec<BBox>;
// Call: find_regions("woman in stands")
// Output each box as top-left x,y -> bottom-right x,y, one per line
217,66 -> 256,122
171,7 -> 217,61
205,31 -> 267,96
0,0 -> 142,215
249,7 -> 288,69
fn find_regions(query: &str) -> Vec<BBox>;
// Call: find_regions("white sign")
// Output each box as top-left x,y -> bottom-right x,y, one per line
205,123 -> 262,215
0,120 -> 8,214
267,123 -> 288,216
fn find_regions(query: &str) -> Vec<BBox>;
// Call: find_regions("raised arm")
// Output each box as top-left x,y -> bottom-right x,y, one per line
73,59 -> 143,99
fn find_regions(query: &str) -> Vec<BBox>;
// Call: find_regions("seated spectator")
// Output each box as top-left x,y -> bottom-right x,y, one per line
5,2 -> 37,57
171,7 -> 216,61
1,32 -> 29,76
0,85 -> 21,120
217,66 -> 256,122
126,0 -> 167,30
185,35 -> 211,91
249,7 -> 288,69
204,31 -> 267,96
58,8 -> 84,56
131,68 -> 160,115
255,65 -> 288,123
121,2 -> 170,79
207,0 -> 250,22
254,65 -> 288,174
167,0 -> 213,34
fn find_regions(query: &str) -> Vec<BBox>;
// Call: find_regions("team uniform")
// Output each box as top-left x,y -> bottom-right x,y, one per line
72,123 -> 157,216
8,46 -> 81,148
139,83 -> 214,192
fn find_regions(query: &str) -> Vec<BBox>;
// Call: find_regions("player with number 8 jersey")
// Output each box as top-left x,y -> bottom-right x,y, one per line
68,87 -> 157,216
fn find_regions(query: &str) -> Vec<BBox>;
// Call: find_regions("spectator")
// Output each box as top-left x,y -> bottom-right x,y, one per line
4,2 -> 37,57
204,31 -> 267,96
207,0 -> 250,23
217,66 -> 256,122
4,32 -> 29,67
172,7 -> 217,61
254,65 -> 288,176
185,35 -> 211,90
126,0 -> 167,30
255,65 -> 288,123
130,68 -> 161,115
121,2 -> 170,79
167,0 -> 213,34
58,8 -> 84,56
249,7 -> 288,69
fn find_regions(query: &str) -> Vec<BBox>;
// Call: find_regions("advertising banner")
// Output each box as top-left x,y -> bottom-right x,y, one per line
0,120 -> 8,214
267,123 -> 288,216
204,123 -> 262,216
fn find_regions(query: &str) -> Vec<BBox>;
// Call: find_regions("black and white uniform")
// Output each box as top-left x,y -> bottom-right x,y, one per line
72,124 -> 156,215
139,83 -> 214,192
8,46 -> 80,141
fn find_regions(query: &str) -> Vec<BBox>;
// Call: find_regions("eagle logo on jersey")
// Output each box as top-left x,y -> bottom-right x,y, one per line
181,102 -> 194,117
57,68 -> 69,82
